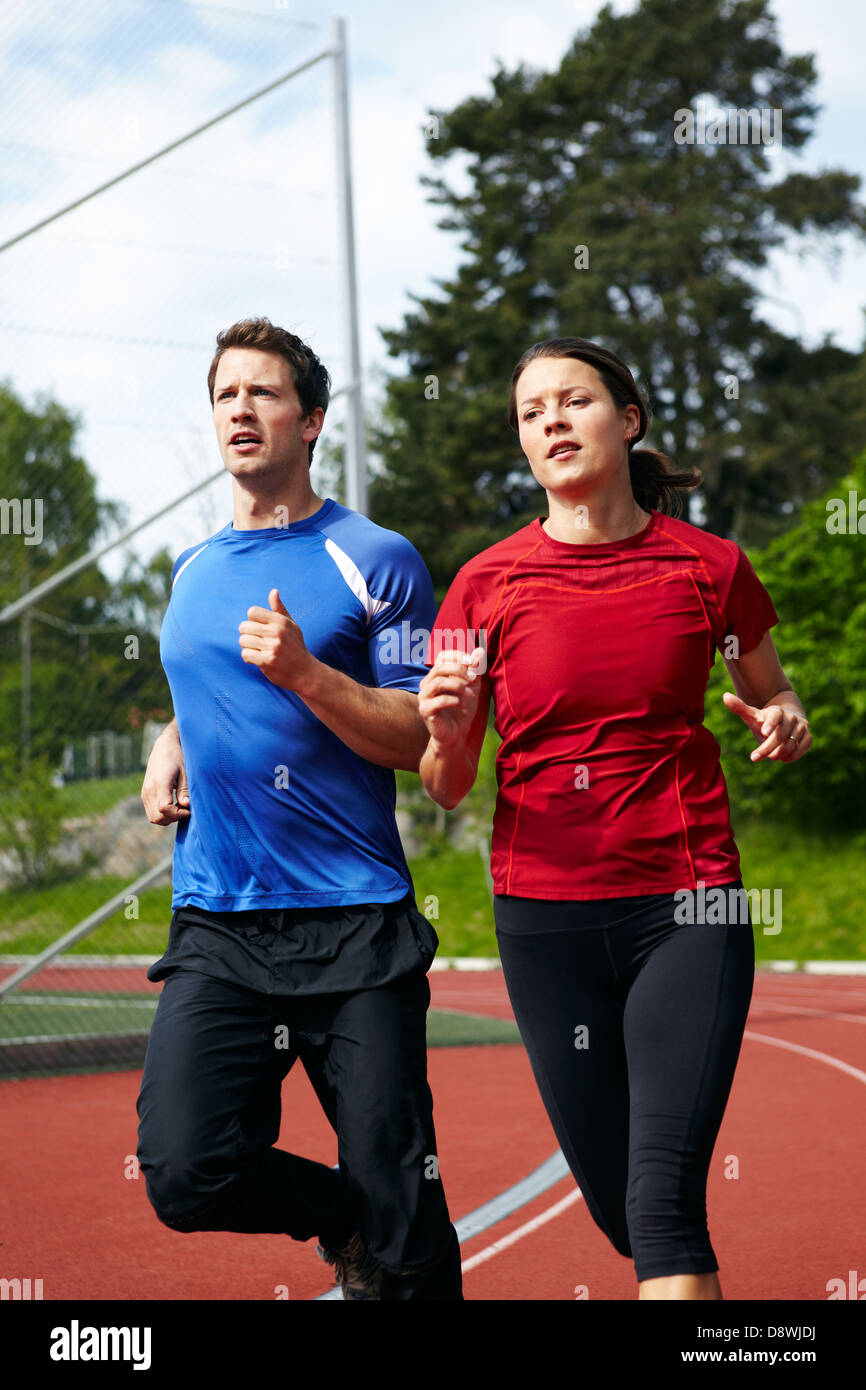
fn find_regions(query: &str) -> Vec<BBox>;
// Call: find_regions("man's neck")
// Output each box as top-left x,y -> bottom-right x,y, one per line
231,482 -> 326,531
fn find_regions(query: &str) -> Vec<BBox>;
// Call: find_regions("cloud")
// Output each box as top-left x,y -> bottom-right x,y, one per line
0,0 -> 863,573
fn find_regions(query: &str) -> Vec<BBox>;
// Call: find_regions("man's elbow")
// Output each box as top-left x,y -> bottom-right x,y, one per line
399,729 -> 428,775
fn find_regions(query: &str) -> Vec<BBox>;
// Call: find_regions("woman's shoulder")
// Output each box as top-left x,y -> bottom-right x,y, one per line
449,520 -> 545,591
653,511 -> 744,584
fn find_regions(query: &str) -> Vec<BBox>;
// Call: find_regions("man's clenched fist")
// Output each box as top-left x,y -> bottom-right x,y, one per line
238,588 -> 318,693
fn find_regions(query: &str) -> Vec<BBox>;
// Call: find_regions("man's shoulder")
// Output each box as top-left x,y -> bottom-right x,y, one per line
315,501 -> 429,575
171,525 -> 231,584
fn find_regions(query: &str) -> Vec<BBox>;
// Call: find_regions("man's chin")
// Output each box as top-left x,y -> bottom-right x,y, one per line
225,454 -> 275,478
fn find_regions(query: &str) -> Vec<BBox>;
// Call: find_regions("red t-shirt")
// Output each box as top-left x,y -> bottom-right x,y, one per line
425,508 -> 779,900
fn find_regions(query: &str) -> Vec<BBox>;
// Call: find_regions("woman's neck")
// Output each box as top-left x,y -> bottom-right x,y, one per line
542,491 -> 651,545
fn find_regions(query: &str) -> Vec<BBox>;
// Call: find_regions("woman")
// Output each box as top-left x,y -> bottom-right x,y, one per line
417,337 -> 811,1300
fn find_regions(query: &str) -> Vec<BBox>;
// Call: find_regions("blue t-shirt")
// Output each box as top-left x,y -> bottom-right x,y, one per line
159,497 -> 436,912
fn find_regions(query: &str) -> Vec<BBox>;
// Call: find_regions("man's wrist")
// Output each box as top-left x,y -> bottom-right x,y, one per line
292,653 -> 327,702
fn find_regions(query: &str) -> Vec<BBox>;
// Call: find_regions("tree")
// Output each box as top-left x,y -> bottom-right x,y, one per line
369,0 -> 866,588
0,382 -> 170,768
704,447 -> 866,828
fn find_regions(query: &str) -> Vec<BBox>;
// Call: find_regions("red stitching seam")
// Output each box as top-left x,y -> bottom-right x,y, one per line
497,584 -> 528,896
674,736 -> 698,889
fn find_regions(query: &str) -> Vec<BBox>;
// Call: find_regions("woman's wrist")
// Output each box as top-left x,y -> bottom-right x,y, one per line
420,733 -> 476,809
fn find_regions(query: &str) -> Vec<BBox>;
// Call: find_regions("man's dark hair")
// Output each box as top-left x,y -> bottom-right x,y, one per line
208,317 -> 331,466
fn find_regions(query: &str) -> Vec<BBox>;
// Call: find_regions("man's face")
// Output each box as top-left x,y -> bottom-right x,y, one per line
212,347 -> 321,481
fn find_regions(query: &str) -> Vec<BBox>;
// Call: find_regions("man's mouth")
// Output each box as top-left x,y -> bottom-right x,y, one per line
230,432 -> 262,450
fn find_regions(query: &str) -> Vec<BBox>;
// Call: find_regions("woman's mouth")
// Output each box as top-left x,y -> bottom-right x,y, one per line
548,442 -> 581,459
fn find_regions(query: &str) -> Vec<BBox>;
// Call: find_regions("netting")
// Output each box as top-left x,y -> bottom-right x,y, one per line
0,0 -> 351,1078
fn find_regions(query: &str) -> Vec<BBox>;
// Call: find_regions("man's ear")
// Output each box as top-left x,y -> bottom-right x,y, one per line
303,407 -> 326,442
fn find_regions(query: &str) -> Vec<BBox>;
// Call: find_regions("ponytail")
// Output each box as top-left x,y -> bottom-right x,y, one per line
628,447 -> 702,517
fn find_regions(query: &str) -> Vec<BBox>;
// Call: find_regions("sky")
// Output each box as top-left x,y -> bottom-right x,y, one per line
0,0 -> 864,573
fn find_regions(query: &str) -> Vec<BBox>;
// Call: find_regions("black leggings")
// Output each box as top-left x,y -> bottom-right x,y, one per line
494,882 -> 754,1283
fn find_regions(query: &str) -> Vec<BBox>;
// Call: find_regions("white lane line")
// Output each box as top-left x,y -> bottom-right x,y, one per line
1,1031 -> 151,1045
315,1149 -> 570,1299
460,1188 -> 582,1273
757,988 -> 866,1005
804,963 -> 866,975
461,1029 -> 866,1280
319,1025 -> 866,1298
749,1001 -> 866,1025
744,1030 -> 866,1084
756,984 -> 866,995
1,996 -> 157,1008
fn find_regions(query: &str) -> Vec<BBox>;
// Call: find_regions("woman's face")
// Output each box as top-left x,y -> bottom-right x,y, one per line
514,356 -> 640,501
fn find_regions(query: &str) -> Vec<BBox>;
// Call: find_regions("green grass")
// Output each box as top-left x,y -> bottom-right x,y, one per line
0,998 -> 519,1048
408,843 -> 495,957
0,771 -> 144,821
0,877 -> 173,955
54,773 -> 144,819
0,997 -> 158,1041
426,1009 -> 520,1046
0,782 -> 862,963
735,814 -> 866,962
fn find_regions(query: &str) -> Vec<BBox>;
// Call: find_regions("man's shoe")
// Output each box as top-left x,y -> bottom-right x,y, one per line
316,1231 -> 384,1300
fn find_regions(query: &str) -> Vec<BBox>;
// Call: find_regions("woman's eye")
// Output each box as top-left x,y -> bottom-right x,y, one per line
524,398 -> 588,419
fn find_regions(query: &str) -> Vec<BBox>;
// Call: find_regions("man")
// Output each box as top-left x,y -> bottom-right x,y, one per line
137,317 -> 462,1301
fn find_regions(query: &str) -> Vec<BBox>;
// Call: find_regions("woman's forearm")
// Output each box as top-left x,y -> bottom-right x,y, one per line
419,736 -> 478,810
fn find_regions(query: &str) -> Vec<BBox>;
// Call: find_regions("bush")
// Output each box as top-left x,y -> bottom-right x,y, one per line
0,750 -> 70,888
704,448 -> 866,830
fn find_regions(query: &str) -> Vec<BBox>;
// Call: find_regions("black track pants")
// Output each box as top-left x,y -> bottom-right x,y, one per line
136,965 -> 462,1299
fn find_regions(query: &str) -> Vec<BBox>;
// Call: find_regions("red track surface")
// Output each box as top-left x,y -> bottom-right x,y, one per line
1,970 -> 863,1300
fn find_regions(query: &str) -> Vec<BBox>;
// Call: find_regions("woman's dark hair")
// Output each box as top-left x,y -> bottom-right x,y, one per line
507,337 -> 701,516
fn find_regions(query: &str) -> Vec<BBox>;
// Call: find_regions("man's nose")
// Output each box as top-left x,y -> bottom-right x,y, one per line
232,393 -> 255,419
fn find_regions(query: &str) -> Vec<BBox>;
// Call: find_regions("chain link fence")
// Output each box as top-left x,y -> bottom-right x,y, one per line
0,0 -> 353,1077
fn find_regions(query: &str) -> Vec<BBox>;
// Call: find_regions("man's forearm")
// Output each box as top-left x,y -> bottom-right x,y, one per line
294,658 -> 428,771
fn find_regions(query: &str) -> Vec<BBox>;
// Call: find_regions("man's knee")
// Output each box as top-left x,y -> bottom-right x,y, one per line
138,1143 -> 242,1232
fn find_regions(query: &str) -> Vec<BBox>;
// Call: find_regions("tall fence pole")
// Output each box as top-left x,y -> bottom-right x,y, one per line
331,17 -> 367,515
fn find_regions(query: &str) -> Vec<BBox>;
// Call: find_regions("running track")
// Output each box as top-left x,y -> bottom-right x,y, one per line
0,970 -> 863,1300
